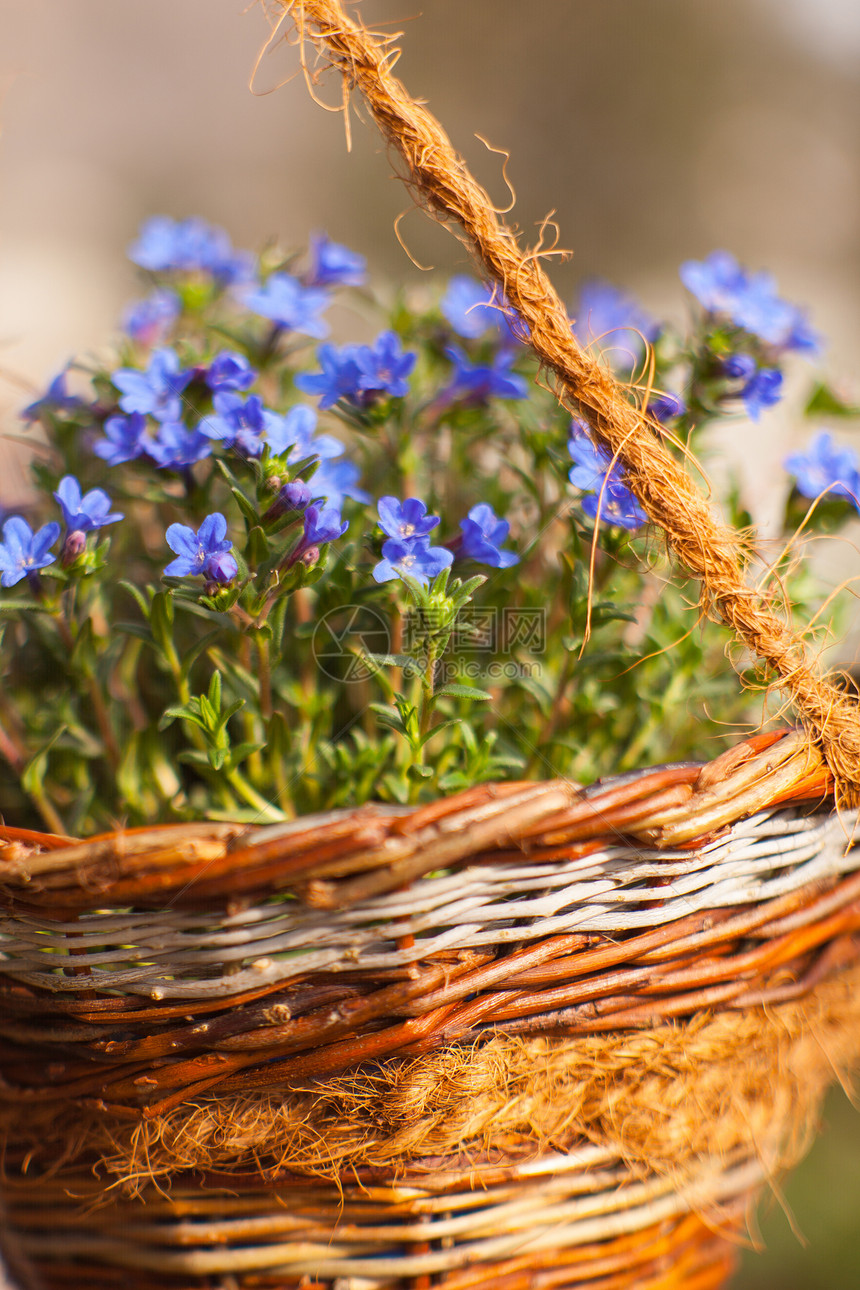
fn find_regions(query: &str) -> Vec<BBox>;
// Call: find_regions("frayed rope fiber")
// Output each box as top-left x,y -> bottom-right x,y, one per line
282,0 -> 860,804
10,961 -> 860,1195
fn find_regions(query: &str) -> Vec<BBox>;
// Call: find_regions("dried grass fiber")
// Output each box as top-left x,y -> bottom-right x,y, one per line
13,960 -> 860,1198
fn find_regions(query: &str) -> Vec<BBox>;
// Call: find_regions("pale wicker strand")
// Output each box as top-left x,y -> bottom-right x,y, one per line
282,0 -> 860,803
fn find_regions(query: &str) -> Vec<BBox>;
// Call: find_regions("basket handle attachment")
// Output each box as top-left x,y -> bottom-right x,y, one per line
281,0 -> 860,805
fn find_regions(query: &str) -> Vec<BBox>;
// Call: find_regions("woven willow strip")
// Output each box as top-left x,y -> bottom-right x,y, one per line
0,807 -> 855,999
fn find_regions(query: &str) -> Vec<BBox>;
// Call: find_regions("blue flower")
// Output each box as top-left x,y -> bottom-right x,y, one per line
441,276 -> 523,346
680,251 -> 822,356
0,516 -> 61,587
296,331 -> 416,409
364,331 -> 415,399
784,431 -> 860,507
581,482 -> 649,530
265,405 -> 338,459
200,392 -> 282,457
242,272 -> 330,339
373,537 -> 454,585
204,351 -> 257,393
112,347 -> 193,423
372,496 -> 453,582
129,216 -> 253,284
21,370 -> 82,423
458,503 -> 518,567
740,367 -> 783,421
53,477 -> 123,532
164,513 -> 238,581
680,250 -> 747,315
568,422 -> 613,492
719,356 -> 783,420
308,233 -> 366,287
286,504 -> 349,568
377,497 -> 441,541
148,421 -> 213,469
573,281 -> 659,370
302,504 -> 349,547
294,344 -> 368,409
122,289 -> 180,346
649,392 -> 686,423
263,407 -> 365,504
311,458 -> 370,507
568,420 -> 647,531
93,412 -> 151,465
444,345 -> 527,402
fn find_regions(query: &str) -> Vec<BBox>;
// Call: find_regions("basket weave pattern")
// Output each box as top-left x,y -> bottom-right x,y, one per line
3,731 -> 860,1287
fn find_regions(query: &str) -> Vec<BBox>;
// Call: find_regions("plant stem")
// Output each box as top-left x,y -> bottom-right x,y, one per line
257,634 -> 272,721
525,649 -> 574,776
55,611 -> 121,770
416,642 -> 437,763
28,782 -> 69,837
0,715 -> 24,777
226,767 -> 287,821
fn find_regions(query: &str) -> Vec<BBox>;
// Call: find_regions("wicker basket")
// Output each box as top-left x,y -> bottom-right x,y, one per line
3,3 -> 860,1286
2,729 -> 860,1288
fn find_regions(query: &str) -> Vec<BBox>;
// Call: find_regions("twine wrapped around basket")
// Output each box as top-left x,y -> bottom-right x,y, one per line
3,3 -> 860,1287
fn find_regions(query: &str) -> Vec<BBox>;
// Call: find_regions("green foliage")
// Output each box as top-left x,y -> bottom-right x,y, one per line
0,235 -> 854,835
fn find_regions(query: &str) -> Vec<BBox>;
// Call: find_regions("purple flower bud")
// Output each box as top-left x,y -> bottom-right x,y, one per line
262,479 -> 313,524
649,392 -> 686,423
61,530 -> 87,567
282,480 -> 313,511
299,545 -> 320,568
205,550 -> 239,583
721,354 -> 756,382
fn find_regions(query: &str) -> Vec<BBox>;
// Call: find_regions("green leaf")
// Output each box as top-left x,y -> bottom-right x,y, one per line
417,718 -> 463,749
21,726 -> 65,798
208,670 -> 222,712
198,693 -> 215,726
228,740 -> 265,765
429,568 -> 451,597
0,598 -> 45,613
268,594 -> 290,654
215,698 -> 245,733
179,629 -> 223,686
365,651 -> 422,675
70,617 -> 98,678
232,486 -> 260,527
804,381 -> 860,419
150,591 -> 175,650
115,622 -> 154,643
159,702 -> 204,731
369,703 -> 407,735
451,575 -> 485,603
436,683 -> 493,701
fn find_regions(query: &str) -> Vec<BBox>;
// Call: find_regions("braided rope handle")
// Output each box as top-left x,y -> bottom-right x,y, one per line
281,0 -> 860,803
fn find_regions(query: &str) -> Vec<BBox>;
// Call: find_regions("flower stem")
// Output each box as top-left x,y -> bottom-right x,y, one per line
56,611 -> 121,770
257,634 -> 273,721
226,767 -> 287,821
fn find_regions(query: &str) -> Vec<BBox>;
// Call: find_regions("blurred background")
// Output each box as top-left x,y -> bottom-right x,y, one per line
0,1 -> 859,1284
